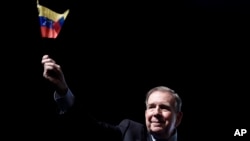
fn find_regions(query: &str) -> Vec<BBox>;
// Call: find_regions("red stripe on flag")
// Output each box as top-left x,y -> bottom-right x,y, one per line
40,27 -> 58,38
53,21 -> 61,34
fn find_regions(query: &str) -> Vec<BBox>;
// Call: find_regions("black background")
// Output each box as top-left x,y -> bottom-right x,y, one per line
2,0 -> 249,140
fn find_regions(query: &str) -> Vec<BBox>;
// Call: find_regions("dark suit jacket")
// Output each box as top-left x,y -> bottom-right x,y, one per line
95,118 -> 150,141
118,119 -> 152,141
55,92 -> 178,141
57,104 -> 154,141
91,118 -> 177,141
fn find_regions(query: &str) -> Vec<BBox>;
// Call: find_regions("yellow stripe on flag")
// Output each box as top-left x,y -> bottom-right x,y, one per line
37,0 -> 69,22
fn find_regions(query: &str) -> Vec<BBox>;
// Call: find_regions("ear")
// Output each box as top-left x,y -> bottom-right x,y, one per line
145,108 -> 148,116
175,112 -> 183,127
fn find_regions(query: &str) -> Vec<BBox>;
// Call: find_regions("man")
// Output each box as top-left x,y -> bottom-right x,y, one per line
41,54 -> 183,141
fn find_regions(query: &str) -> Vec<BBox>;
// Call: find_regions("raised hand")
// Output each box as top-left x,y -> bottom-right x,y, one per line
41,54 -> 68,96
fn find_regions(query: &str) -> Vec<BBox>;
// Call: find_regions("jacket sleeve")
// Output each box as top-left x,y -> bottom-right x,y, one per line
53,88 -> 123,141
54,88 -> 75,114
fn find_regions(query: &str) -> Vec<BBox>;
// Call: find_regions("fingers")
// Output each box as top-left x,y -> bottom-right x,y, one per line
42,55 -> 62,77
43,62 -> 61,71
43,63 -> 61,80
41,55 -> 56,64
42,54 -> 49,59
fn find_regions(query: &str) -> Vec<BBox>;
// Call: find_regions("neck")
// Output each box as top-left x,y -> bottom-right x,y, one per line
151,129 -> 177,141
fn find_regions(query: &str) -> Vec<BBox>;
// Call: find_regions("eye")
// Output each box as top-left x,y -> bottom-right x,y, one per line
147,104 -> 155,109
159,105 -> 171,111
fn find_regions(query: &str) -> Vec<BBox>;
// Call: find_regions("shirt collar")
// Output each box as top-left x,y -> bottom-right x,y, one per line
151,129 -> 177,141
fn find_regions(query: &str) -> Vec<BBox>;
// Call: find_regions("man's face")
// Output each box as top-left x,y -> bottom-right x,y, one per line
145,91 -> 182,138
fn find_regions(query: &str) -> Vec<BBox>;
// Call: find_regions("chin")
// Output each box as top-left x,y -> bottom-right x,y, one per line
151,127 -> 164,133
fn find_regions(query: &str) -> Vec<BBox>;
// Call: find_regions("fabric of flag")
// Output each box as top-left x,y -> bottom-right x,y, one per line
37,0 -> 69,38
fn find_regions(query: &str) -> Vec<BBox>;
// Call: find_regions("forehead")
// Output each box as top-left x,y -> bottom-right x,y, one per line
147,91 -> 174,104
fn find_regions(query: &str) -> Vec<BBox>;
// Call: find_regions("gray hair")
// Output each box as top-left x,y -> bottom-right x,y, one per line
145,86 -> 182,112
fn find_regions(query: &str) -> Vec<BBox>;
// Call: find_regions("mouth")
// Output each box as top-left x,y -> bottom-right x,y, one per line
151,120 -> 164,123
151,121 -> 164,126
151,122 -> 164,128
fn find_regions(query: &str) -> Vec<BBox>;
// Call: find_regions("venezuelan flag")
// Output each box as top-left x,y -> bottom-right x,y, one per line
37,0 -> 69,38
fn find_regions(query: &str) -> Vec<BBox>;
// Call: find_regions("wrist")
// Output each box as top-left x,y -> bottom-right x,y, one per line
56,84 -> 68,96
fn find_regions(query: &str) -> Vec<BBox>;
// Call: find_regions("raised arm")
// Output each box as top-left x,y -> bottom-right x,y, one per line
41,54 -> 125,141
41,54 -> 74,113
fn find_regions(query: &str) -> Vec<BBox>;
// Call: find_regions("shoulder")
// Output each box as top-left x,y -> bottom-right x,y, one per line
118,119 -> 145,131
118,119 -> 147,139
119,119 -> 144,127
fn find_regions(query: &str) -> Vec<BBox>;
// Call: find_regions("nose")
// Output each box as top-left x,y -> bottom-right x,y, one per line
153,106 -> 162,115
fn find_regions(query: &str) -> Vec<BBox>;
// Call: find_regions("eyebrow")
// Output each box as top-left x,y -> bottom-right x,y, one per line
147,103 -> 170,107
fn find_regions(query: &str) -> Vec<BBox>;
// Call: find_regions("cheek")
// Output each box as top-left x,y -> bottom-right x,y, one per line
162,112 -> 174,120
145,111 -> 152,121
145,112 -> 152,128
